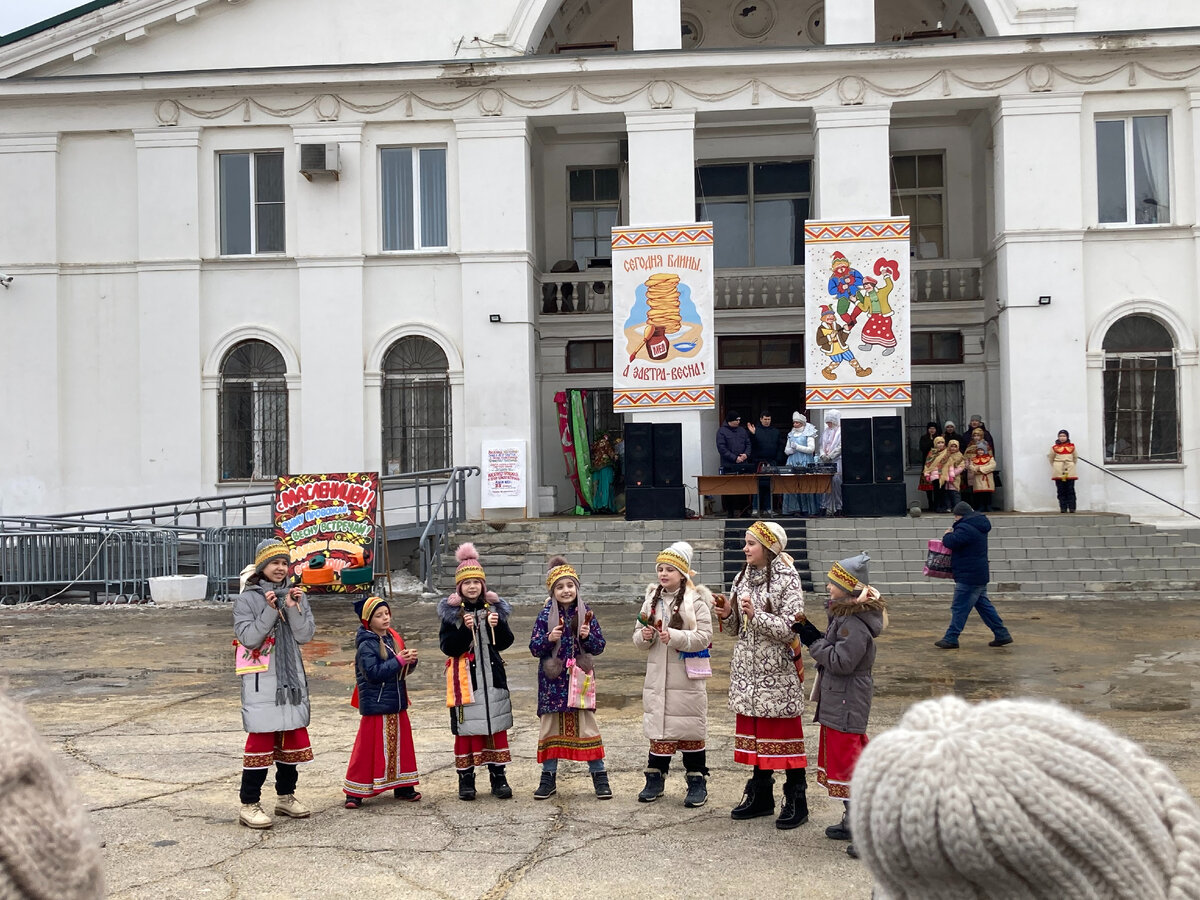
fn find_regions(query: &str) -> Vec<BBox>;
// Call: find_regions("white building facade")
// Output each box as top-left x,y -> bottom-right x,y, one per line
1,0 -> 1198,519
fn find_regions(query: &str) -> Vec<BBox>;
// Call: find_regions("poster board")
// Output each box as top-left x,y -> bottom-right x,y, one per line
274,472 -> 379,593
481,440 -> 527,509
611,223 -> 715,410
804,218 -> 912,408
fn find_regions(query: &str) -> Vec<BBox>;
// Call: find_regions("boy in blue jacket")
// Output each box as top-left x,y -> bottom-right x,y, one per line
934,502 -> 1013,649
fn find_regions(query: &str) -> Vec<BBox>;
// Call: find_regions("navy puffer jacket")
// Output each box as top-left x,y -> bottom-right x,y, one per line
941,512 -> 991,586
354,626 -> 415,716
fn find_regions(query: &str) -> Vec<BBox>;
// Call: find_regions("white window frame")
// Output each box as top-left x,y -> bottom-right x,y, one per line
380,145 -> 449,253
567,166 -> 620,269
1095,114 -> 1171,227
217,150 -> 286,257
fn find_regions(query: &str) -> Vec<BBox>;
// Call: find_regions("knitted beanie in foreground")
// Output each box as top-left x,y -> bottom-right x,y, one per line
0,690 -> 105,899
850,694 -> 1200,900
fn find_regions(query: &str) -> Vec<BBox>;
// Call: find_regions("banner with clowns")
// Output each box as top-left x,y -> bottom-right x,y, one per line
803,218 -> 912,408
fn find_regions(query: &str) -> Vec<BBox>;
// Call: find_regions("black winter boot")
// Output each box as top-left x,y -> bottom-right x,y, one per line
731,771 -> 775,820
776,771 -> 809,830
638,768 -> 665,803
458,769 -> 476,801
826,804 -> 852,841
683,772 -> 708,808
592,769 -> 613,799
533,771 -> 557,800
488,765 -> 512,799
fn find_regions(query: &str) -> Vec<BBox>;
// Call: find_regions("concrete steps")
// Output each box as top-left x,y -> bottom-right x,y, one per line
438,512 -> 1200,603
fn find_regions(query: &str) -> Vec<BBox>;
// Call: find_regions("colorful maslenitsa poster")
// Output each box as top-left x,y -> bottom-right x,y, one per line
804,218 -> 912,409
274,472 -> 378,593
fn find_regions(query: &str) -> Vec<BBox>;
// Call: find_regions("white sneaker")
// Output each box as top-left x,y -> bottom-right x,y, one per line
239,802 -> 273,829
274,794 -> 310,818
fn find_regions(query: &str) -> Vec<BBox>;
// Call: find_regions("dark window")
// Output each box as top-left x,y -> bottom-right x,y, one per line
891,152 -> 945,259
566,340 -> 613,373
569,167 -> 620,268
1102,315 -> 1179,463
717,334 -> 805,369
382,336 -> 452,474
219,151 -> 285,255
695,160 -> 811,268
219,340 -> 288,480
912,331 -> 963,364
905,381 -> 964,466
578,388 -> 621,441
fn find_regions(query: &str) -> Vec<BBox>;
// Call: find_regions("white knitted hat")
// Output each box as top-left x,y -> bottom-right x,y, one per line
850,695 -> 1200,900
0,690 -> 105,899
656,541 -> 693,577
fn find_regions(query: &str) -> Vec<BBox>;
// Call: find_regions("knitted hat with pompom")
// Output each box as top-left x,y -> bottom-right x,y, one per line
454,542 -> 486,586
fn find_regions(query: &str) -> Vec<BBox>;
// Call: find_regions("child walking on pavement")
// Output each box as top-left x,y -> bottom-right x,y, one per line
343,596 -> 421,807
633,541 -> 715,807
529,556 -> 611,799
233,539 -> 315,829
793,552 -> 887,860
439,543 -> 515,800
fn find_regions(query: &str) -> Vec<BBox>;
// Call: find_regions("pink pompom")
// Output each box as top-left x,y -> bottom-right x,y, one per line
455,542 -> 479,563
447,593 -> 462,606
485,591 -> 498,603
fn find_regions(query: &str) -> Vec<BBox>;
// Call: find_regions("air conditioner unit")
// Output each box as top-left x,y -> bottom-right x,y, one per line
299,142 -> 339,180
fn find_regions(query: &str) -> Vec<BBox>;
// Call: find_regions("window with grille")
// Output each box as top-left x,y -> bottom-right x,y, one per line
891,152 -> 945,259
905,381 -> 964,466
382,336 -> 452,474
569,167 -> 619,268
1096,116 -> 1170,225
695,161 -> 810,268
219,151 -> 285,255
219,340 -> 289,481
381,147 -> 448,251
576,388 -> 621,441
1102,314 -> 1179,463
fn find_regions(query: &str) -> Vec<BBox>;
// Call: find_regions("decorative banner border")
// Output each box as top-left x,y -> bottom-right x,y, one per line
805,220 -> 912,243
612,222 -> 715,411
806,384 -> 914,405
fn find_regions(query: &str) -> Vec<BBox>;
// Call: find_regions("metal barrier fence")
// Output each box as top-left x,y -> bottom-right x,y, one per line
0,528 -> 179,604
202,525 -> 275,602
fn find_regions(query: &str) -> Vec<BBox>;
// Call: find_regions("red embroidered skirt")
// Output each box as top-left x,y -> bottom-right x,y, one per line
343,712 -> 419,798
243,728 -> 313,769
816,726 -> 869,799
537,711 -> 605,763
734,714 -> 807,770
860,313 -> 897,348
454,731 -> 512,770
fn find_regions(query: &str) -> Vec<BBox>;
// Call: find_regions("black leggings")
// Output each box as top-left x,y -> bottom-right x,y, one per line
647,749 -> 708,775
239,763 -> 298,804
1056,479 -> 1077,511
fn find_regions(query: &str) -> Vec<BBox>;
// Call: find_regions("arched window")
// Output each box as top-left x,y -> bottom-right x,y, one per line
1102,314 -> 1179,463
219,340 -> 289,480
382,336 -> 451,474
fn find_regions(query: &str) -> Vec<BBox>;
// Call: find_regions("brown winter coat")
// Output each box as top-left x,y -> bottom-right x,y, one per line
633,582 -> 714,742
968,452 -> 996,493
1049,442 -> 1078,480
807,589 -> 886,735
721,555 -> 806,719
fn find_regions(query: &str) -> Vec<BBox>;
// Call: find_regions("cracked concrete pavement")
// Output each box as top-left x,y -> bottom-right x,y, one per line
4,592 -> 1200,899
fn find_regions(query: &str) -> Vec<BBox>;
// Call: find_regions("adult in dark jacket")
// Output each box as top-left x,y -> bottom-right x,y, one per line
716,409 -> 754,516
934,502 -> 1012,649
747,410 -> 785,514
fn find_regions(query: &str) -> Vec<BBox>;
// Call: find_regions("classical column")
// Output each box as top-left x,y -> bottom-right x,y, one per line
456,117 -> 537,518
823,0 -> 876,45
632,0 -> 681,50
992,94 -> 1085,511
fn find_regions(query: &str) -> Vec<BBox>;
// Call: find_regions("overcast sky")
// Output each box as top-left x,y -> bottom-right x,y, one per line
0,0 -> 87,36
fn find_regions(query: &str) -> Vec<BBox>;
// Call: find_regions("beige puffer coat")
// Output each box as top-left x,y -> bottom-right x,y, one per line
633,582 -> 714,742
722,556 -> 806,719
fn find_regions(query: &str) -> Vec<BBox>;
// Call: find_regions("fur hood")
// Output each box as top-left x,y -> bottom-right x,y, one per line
829,586 -> 888,636
438,591 -> 511,626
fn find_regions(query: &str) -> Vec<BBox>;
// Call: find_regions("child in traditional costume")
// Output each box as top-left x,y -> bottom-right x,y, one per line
439,543 -> 515,800
633,541 -> 715,807
529,556 -> 610,800
941,438 -> 967,511
343,595 -> 421,808
712,521 -> 809,830
968,440 -> 997,512
794,552 -> 887,860
233,538 -> 315,829
1049,429 -> 1078,513
922,436 -> 949,514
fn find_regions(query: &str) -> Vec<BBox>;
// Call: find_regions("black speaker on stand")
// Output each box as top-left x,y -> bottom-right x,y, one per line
652,423 -> 683,486
624,422 -> 654,487
872,416 -> 905,484
841,418 -> 874,485
626,486 -> 686,520
844,482 -> 907,517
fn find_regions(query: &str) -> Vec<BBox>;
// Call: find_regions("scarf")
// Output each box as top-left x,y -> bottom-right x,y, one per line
260,580 -> 305,707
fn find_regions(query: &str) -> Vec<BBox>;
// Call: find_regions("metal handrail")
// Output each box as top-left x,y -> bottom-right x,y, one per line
417,466 -> 481,589
1077,456 -> 1200,521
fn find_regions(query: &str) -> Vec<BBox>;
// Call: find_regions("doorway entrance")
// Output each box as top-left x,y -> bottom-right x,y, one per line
720,382 -> 809,424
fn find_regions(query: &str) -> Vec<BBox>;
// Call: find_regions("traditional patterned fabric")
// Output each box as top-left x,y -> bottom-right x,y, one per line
545,563 -> 578,591
445,654 -> 475,708
649,739 -> 705,757
537,710 -> 605,762
747,520 -> 783,555
733,713 -> 806,770
817,725 -> 869,799
343,712 -> 419,797
453,732 -> 512,771
655,542 -> 693,577
243,728 -> 313,769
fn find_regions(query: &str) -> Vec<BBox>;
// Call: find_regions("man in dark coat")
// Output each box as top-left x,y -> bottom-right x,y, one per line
934,502 -> 1013,649
747,410 -> 785,514
715,410 -> 753,516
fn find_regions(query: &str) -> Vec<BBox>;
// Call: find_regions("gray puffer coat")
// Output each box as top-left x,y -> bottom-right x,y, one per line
233,581 -> 315,734
807,590 -> 886,734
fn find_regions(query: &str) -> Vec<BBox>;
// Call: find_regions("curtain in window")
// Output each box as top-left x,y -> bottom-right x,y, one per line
219,153 -> 252,255
382,148 -> 414,251
419,148 -> 447,248
1133,117 -> 1169,224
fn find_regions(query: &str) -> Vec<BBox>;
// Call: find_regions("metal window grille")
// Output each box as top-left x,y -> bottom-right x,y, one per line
382,337 -> 451,474
219,340 -> 289,481
905,381 -> 964,466
1102,315 -> 1179,463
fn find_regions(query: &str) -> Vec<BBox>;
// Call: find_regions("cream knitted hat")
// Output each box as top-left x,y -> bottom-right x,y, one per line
850,695 -> 1200,899
0,690 -> 105,899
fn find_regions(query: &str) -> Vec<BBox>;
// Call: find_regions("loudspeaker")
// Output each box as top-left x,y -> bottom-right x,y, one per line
624,422 -> 654,487
625,486 -> 685,521
843,483 -> 908,517
841,418 -> 874,485
652,423 -> 683,486
872,416 -> 905,483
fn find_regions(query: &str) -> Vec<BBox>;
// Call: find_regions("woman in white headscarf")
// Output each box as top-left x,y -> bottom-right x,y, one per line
818,409 -> 842,516
782,412 -> 818,517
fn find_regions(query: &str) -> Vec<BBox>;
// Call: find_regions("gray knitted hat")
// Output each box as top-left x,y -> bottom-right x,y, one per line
850,695 -> 1200,899
0,690 -> 105,899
